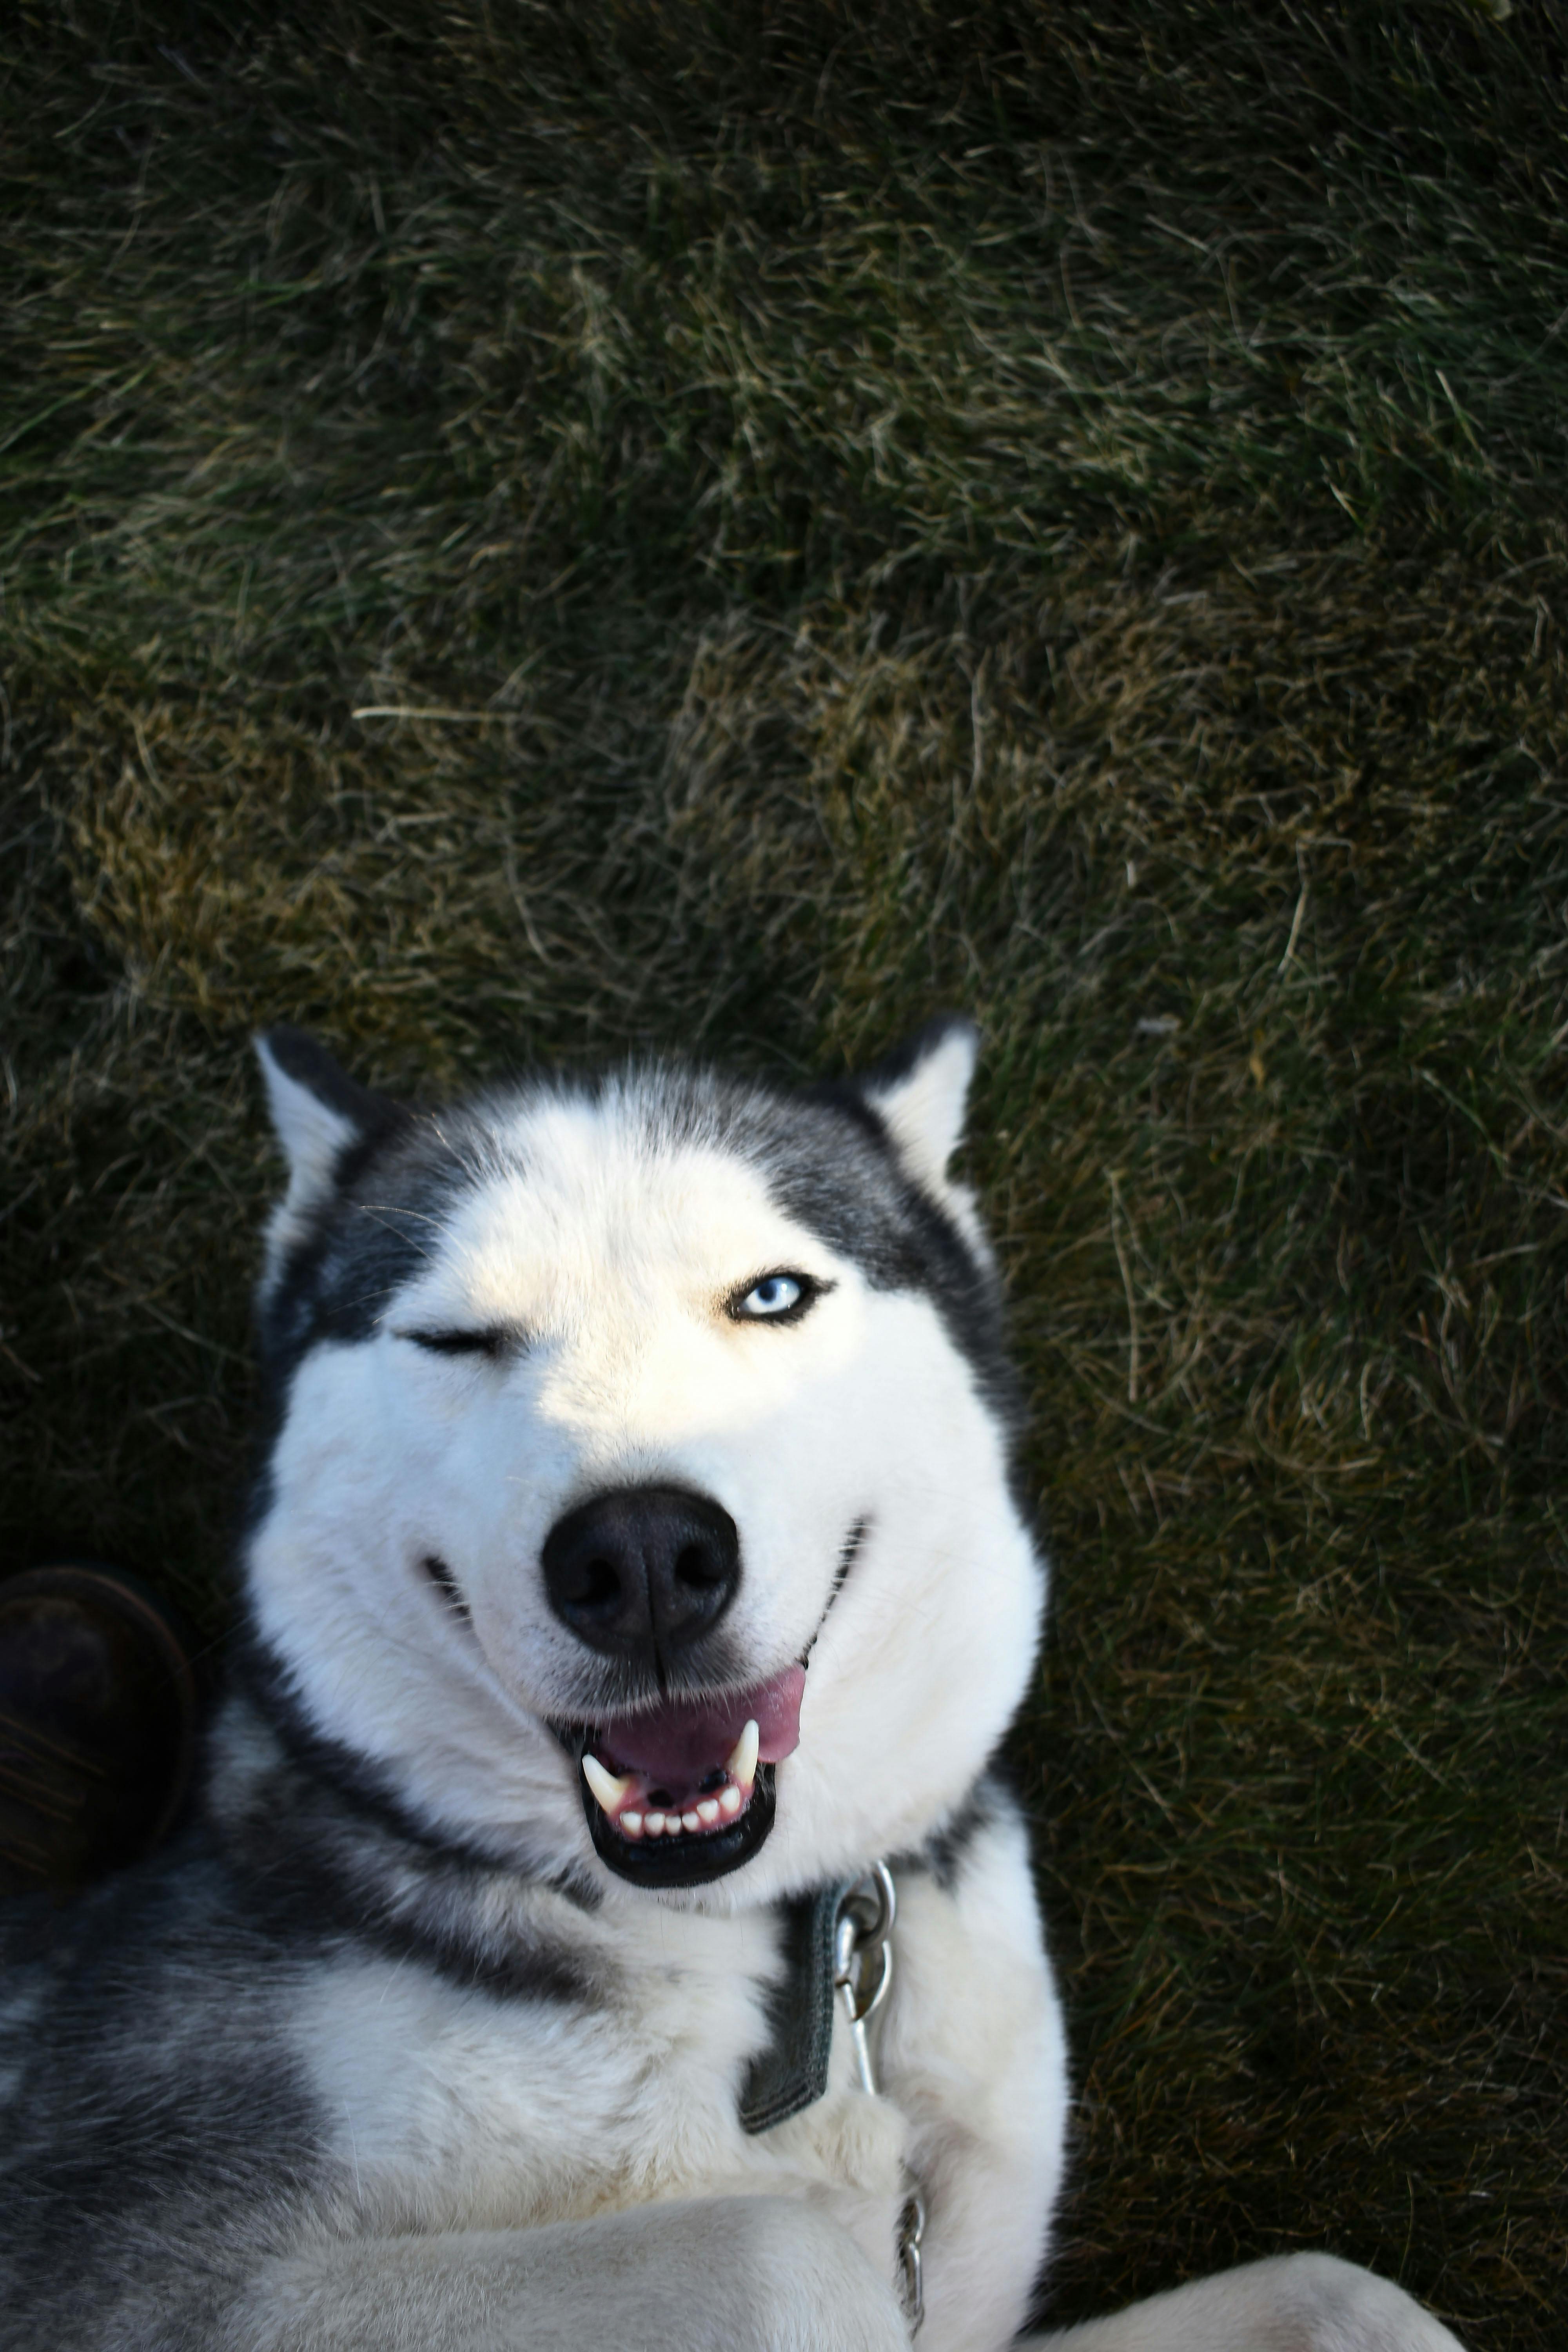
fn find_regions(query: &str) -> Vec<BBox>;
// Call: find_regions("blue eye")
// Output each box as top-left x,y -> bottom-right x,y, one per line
732,1272 -> 811,1321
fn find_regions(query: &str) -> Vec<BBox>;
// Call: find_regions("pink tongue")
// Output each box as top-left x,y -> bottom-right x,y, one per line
596,1666 -> 805,1782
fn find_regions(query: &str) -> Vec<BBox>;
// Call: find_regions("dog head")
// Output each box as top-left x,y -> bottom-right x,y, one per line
241,1023 -> 1045,1909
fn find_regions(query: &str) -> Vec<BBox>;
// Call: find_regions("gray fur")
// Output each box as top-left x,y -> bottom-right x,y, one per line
0,1696 -> 608,2350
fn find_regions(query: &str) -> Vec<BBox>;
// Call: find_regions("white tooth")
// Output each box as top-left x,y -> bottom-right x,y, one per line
681,1810 -> 701,1832
719,1784 -> 742,1817
725,1720 -> 759,1788
583,1754 -> 631,1815
697,1799 -> 720,1826
664,1816 -> 681,1836
645,1811 -> 666,1836
621,1813 -> 644,1839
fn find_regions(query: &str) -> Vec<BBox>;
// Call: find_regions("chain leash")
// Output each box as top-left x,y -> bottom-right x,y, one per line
833,1863 -> 926,2335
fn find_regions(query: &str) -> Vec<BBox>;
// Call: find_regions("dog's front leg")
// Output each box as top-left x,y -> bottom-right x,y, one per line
875,1789 -> 1070,2352
222,2194 -> 912,2352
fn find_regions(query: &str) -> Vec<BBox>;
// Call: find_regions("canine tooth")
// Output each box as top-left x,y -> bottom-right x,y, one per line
697,1799 -> 720,1826
725,1719 -> 760,1788
681,1810 -> 701,1832
621,1813 -> 644,1838
582,1754 -> 632,1815
644,1811 -> 666,1836
718,1784 -> 742,1817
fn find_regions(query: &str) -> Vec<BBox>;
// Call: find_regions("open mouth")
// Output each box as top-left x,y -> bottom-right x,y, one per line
564,1664 -> 805,1889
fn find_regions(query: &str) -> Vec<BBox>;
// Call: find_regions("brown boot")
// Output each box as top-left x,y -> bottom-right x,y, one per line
0,1563 -> 200,1899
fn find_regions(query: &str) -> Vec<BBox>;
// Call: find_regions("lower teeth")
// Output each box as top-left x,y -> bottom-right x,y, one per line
586,1766 -> 753,1841
583,1716 -> 762,1847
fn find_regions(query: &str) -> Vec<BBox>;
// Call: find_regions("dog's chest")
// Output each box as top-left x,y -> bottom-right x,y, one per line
290,1902 -> 898,2229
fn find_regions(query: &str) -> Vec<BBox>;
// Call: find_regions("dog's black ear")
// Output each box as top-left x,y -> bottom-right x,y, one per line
856,1014 -> 979,1192
254,1027 -> 403,1248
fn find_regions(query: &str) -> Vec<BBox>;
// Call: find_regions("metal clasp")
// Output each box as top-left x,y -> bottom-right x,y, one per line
833,1864 -> 924,2334
833,1861 -> 896,2097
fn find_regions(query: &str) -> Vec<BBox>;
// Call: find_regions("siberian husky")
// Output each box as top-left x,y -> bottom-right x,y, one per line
0,1020 -> 1465,2352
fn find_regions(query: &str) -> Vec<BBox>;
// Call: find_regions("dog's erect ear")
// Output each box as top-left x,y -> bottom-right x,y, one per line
858,1014 -> 979,1193
254,1028 -> 403,1262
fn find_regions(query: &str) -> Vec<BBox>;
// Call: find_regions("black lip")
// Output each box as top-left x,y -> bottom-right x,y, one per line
566,1724 -> 778,1889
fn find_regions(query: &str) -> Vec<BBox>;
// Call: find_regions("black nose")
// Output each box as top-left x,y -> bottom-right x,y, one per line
541,1486 -> 741,1668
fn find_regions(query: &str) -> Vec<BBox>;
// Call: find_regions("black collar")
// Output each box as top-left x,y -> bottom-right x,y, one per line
738,1877 -> 853,2134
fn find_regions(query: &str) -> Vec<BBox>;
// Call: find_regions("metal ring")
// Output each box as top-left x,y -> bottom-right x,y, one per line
840,1935 -> 892,2024
838,1859 -> 897,1948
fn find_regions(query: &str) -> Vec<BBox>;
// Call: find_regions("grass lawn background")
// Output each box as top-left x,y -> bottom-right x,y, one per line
3,2 -> 1565,2340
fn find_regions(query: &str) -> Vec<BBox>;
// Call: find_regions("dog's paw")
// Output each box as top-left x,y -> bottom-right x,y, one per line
1263,2252 -> 1467,2352
1024,2250 -> 1466,2352
794,2087 -> 911,2199
728,2195 -> 911,2352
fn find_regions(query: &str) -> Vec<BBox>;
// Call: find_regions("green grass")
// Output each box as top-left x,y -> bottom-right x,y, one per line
3,3 -> 1566,2341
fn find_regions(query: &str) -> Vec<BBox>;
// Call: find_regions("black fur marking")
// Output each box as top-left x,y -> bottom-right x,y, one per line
0,1846 -> 326,2343
234,1628 -> 599,1916
256,1031 -> 504,1398
923,1786 -> 992,1892
0,1704 -> 606,2343
258,1132 -> 478,1389
736,1089 -> 1021,1442
892,1769 -> 1008,1893
855,1009 -> 979,1098
260,1023 -> 406,1139
225,1753 -> 598,2007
